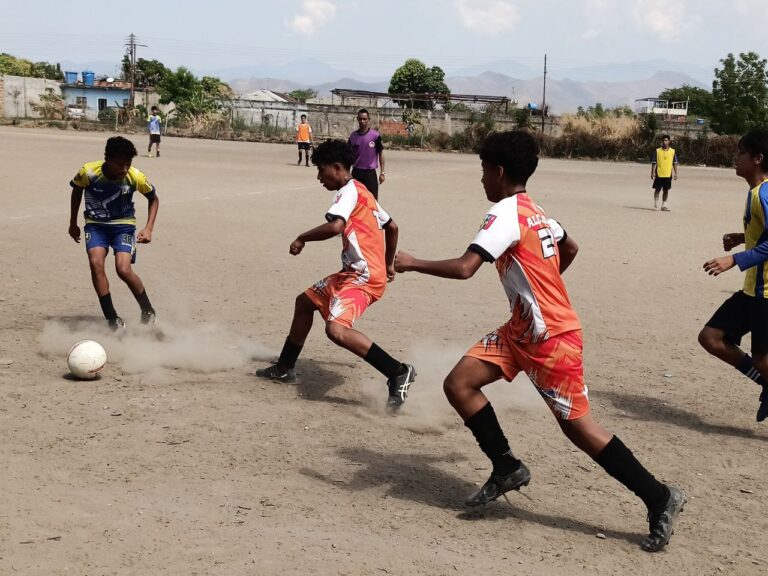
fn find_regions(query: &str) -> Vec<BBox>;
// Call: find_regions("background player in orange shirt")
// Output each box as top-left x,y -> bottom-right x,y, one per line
296,114 -> 312,167
394,131 -> 684,552
256,139 -> 416,407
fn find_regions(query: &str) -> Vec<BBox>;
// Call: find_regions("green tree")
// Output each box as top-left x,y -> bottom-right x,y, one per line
288,89 -> 317,103
121,56 -> 171,87
158,68 -> 232,128
0,53 -> 62,79
388,58 -> 450,110
711,52 -> 768,135
658,84 -> 713,118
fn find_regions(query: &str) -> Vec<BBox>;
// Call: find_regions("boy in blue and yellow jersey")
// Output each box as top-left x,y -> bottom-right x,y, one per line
68,136 -> 160,330
651,134 -> 678,211
700,129 -> 768,421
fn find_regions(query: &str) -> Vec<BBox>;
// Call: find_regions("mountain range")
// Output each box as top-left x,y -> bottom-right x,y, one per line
59,58 -> 711,114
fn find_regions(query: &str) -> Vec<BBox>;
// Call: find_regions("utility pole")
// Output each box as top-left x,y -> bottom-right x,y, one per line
124,33 -> 147,108
541,53 -> 547,133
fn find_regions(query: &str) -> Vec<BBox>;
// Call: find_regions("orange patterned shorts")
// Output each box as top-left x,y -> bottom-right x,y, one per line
465,328 -> 589,420
305,273 -> 379,328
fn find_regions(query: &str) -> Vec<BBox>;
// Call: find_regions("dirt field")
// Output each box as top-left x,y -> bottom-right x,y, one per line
1,126 -> 767,575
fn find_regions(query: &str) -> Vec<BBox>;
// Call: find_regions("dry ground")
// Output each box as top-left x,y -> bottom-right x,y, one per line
1,126 -> 767,575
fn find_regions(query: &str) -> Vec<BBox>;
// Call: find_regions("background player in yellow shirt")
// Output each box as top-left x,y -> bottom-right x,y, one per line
700,130 -> 768,421
68,137 -> 159,330
651,134 -> 678,211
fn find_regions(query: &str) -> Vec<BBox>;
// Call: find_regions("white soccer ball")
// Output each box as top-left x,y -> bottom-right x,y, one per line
67,340 -> 107,380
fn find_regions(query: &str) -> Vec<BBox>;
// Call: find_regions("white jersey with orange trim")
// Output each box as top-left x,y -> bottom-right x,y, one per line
469,193 -> 580,343
325,179 -> 391,295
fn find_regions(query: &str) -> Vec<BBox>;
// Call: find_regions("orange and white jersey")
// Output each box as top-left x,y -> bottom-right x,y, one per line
325,179 -> 391,296
469,193 -> 580,343
296,123 -> 312,143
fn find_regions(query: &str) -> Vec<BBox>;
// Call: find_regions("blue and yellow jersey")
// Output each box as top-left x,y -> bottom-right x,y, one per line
734,179 -> 768,298
653,147 -> 678,178
70,161 -> 155,225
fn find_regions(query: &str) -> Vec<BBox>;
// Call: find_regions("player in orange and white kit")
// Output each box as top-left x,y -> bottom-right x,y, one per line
296,114 -> 312,167
394,131 -> 684,552
256,139 -> 416,407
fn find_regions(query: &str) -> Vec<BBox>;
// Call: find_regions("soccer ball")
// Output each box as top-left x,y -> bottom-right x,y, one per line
67,340 -> 107,380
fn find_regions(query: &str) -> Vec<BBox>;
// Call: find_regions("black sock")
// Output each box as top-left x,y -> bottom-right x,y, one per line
277,337 -> 303,370
736,354 -> 768,386
98,293 -> 118,321
364,343 -> 403,380
465,402 -> 521,475
134,290 -> 154,313
595,436 -> 670,511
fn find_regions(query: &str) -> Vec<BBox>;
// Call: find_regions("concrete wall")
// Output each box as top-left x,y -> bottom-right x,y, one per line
2,75 -> 61,118
230,100 -> 525,138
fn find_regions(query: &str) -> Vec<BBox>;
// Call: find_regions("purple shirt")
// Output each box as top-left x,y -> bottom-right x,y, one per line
348,129 -> 383,170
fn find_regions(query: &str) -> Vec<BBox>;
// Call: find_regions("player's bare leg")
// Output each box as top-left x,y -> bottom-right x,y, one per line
256,293 -> 317,382
88,247 -> 123,330
699,326 -> 768,420
444,356 -> 531,506
115,252 -> 155,325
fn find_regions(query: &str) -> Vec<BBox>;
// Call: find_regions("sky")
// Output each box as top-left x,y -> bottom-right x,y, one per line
2,0 -> 765,81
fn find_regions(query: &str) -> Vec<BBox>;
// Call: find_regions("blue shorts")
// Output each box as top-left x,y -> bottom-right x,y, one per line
84,223 -> 136,262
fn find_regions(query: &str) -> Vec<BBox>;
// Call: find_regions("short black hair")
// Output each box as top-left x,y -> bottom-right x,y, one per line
311,139 -> 355,169
479,130 -> 539,184
357,108 -> 369,117
151,106 -> 159,112
739,129 -> 768,170
661,134 -> 671,140
104,136 -> 137,160
301,114 -> 307,119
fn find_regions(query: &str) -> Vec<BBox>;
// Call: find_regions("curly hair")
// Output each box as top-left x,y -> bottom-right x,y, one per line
311,139 -> 355,169
479,130 -> 539,184
104,136 -> 138,160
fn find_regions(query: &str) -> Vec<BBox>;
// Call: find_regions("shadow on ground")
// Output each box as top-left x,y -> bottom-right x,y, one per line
301,446 -> 641,546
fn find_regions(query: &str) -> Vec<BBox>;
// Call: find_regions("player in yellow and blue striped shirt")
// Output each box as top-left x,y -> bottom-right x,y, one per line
700,129 -> 768,422
68,136 -> 160,330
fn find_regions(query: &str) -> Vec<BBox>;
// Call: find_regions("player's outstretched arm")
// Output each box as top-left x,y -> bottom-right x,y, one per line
137,194 -> 159,244
290,218 -> 345,255
69,187 -> 83,242
394,249 -> 484,280
558,236 -> 579,273
384,219 -> 399,282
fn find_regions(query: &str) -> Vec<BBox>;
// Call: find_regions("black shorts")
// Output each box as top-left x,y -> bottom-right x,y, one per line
705,290 -> 768,354
352,168 -> 378,199
298,142 -> 311,151
653,177 -> 672,191
149,134 -> 161,144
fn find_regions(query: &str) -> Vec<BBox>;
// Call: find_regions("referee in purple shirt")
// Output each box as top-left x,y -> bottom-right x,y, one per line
348,109 -> 386,199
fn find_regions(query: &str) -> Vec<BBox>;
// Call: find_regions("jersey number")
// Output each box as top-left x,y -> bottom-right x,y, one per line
538,228 -> 556,259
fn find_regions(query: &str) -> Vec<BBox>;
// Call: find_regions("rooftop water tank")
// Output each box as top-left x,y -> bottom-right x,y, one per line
64,71 -> 78,84
82,71 -> 95,86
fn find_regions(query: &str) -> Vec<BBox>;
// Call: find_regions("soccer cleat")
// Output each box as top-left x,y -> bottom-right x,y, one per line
661,204 -> 670,212
387,364 -> 417,407
465,463 -> 531,507
641,486 -> 686,552
255,363 -> 296,383
141,309 -> 156,326
757,387 -> 768,422
108,317 -> 126,332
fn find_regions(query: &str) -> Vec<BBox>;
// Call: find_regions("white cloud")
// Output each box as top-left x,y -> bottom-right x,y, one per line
631,0 -> 688,39
286,0 -> 337,36
455,0 -> 520,35
581,27 -> 600,40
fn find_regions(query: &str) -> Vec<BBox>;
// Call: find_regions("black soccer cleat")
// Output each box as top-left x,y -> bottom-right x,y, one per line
141,309 -> 156,326
641,486 -> 686,552
108,317 -> 126,332
387,364 -> 417,408
465,463 -> 531,507
255,363 -> 296,383
757,387 -> 768,422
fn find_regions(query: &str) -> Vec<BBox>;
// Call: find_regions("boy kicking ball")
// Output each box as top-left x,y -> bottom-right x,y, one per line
68,136 -> 159,330
394,130 -> 684,552
700,129 -> 768,421
255,140 -> 416,408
